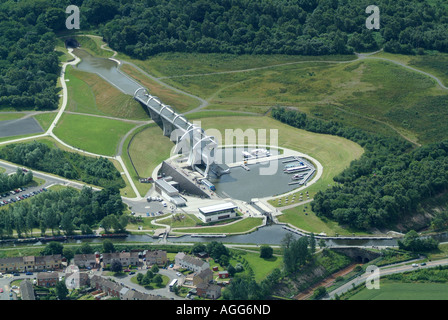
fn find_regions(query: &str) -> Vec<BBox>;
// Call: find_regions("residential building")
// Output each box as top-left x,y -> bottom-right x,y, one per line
196,283 -> 221,300
90,275 -> 121,298
193,268 -> 213,286
37,272 -> 58,287
101,251 -> 140,267
175,252 -> 210,273
145,250 -> 167,266
73,254 -> 98,269
0,255 -> 62,273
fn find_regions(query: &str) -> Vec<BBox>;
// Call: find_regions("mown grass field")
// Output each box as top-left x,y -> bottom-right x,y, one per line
65,65 -> 148,120
127,123 -> 174,179
172,217 -> 264,234
120,64 -> 201,113
53,113 -> 137,156
348,281 -> 448,300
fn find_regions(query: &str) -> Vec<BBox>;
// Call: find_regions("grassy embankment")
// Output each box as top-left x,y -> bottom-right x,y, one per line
146,53 -> 448,145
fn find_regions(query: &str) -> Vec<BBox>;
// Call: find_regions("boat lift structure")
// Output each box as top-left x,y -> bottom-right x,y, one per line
134,87 -> 218,177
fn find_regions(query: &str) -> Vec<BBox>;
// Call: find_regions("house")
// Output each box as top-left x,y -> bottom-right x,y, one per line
34,255 -> 62,271
175,252 -> 210,273
145,250 -> 167,266
20,280 -> 35,300
218,271 -> 229,279
101,252 -> 139,267
90,275 -> 121,298
73,254 -> 98,269
193,268 -> 213,286
0,255 -> 62,273
196,283 -> 221,300
37,272 -> 59,287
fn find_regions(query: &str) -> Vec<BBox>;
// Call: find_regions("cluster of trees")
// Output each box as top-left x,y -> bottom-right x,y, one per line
96,0 -> 448,58
223,234 -> 316,300
0,186 -> 125,238
281,233 -> 314,274
135,266 -> 163,287
0,168 -> 33,194
398,230 -> 439,252
0,141 -> 125,189
272,107 -> 448,230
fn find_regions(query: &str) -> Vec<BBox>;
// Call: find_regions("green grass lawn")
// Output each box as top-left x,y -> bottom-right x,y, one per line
33,112 -> 57,132
348,281 -> 448,300
116,52 -> 356,78
278,203 -> 372,237
120,64 -> 201,113
53,113 -> 137,156
173,217 -> 264,234
0,113 -> 26,121
65,65 -> 148,120
130,273 -> 170,290
157,214 -> 203,228
127,124 -> 174,179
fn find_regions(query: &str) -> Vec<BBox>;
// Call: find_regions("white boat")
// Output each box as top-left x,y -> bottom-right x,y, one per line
292,174 -> 305,180
284,165 -> 308,173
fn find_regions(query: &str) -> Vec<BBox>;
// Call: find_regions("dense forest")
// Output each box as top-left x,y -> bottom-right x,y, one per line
272,107 -> 448,230
0,186 -> 125,238
0,141 -> 125,189
1,0 -> 447,110
100,0 -> 448,58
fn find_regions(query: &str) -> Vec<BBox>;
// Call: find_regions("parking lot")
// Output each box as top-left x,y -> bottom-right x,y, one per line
0,184 -> 48,207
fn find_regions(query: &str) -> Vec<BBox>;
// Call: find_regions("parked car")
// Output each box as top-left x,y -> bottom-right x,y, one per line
25,272 -> 33,275
412,263 -> 419,267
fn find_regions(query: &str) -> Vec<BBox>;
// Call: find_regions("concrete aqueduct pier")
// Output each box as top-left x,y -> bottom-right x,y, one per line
134,88 -> 223,178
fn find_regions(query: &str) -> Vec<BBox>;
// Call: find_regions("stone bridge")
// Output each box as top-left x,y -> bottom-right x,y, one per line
332,247 -> 382,264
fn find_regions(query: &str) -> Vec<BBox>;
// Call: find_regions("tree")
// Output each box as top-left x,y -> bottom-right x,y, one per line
219,254 -> 230,267
41,242 -> 64,255
110,259 -> 122,273
153,274 -> 163,286
63,248 -> 75,264
79,243 -> 94,254
151,264 -> 159,273
102,240 -> 115,253
191,243 -> 206,255
55,281 -> 69,300
313,286 -> 327,300
137,273 -> 144,283
260,245 -> 273,259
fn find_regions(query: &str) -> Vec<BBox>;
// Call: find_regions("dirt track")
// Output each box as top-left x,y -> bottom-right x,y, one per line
294,263 -> 360,300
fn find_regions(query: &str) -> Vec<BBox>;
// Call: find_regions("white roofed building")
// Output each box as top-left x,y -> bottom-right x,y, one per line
197,202 -> 238,223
